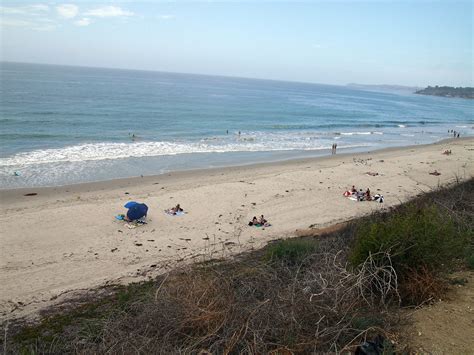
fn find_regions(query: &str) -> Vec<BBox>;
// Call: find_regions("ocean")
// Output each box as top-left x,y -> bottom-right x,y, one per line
1,62 -> 473,188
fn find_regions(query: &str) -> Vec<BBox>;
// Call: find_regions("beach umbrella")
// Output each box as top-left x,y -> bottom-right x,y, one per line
126,203 -> 148,221
124,201 -> 138,209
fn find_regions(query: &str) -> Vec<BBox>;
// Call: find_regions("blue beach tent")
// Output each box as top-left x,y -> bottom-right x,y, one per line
124,201 -> 148,221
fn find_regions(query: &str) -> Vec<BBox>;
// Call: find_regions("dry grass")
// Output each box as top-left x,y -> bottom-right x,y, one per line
398,266 -> 449,305
86,248 -> 399,354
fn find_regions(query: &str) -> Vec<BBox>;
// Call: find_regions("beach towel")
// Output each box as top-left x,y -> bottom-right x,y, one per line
165,210 -> 186,216
250,222 -> 271,227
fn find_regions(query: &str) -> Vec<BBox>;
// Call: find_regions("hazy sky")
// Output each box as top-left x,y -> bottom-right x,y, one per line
1,1 -> 472,86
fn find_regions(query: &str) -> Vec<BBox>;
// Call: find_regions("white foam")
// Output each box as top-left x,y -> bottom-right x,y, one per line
397,124 -> 406,128
340,131 -> 383,136
0,139 -> 373,167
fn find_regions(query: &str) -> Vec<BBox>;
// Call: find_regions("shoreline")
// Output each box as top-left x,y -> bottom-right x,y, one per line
0,137 -> 469,198
1,137 -> 473,320
2,135 -> 473,190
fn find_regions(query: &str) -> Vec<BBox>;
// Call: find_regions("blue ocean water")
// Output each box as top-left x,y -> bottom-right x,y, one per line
1,62 -> 473,188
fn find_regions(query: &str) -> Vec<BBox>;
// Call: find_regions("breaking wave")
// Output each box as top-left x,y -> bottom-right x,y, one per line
0,139 -> 371,167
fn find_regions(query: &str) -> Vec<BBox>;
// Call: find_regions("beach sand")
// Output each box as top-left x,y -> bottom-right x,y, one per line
1,138 -> 473,320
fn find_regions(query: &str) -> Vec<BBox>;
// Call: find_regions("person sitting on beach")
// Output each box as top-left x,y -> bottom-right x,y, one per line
259,215 -> 267,225
249,216 -> 258,226
351,185 -> 357,193
365,188 -> 371,201
357,189 -> 365,201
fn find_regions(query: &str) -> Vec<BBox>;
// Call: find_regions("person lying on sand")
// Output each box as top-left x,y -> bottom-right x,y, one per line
442,149 -> 452,155
429,170 -> 441,176
165,204 -> 184,215
343,185 -> 358,197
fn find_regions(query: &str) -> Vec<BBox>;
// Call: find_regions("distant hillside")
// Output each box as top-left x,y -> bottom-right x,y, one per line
347,83 -> 422,93
415,86 -> 474,99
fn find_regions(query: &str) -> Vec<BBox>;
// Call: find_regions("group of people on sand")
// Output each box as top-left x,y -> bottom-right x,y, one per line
121,203 -> 271,227
344,185 -> 384,203
249,215 -> 270,227
331,143 -> 338,155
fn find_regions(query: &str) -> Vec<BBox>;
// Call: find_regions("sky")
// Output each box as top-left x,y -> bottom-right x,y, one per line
1,1 -> 472,87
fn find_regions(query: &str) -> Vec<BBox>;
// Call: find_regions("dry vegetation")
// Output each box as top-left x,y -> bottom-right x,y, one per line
2,179 -> 473,354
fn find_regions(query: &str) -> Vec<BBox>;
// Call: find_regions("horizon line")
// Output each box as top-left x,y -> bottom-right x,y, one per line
0,60 -> 439,89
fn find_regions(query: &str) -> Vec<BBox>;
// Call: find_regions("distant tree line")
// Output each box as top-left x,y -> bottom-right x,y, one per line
415,85 -> 474,99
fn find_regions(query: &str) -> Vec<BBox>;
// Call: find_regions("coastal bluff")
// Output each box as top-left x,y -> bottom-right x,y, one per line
415,85 -> 474,99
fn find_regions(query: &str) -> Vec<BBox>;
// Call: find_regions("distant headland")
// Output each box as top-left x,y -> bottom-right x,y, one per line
347,83 -> 422,92
415,86 -> 474,99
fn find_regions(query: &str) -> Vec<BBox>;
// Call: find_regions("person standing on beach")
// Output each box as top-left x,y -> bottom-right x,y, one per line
334,143 -> 337,154
331,143 -> 335,155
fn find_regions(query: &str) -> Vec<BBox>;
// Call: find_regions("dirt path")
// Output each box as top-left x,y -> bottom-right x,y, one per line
402,271 -> 474,354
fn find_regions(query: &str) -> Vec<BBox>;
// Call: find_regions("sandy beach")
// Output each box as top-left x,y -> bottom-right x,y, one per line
1,138 -> 473,321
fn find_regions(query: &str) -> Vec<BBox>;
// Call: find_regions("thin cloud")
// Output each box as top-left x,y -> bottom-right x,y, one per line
74,17 -> 91,27
0,4 -> 49,16
0,18 -> 33,27
0,17 -> 56,31
84,6 -> 134,18
56,4 -> 79,19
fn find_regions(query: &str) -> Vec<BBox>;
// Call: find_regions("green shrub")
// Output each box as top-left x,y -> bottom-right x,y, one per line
350,203 -> 469,275
265,238 -> 318,265
467,253 -> 474,270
